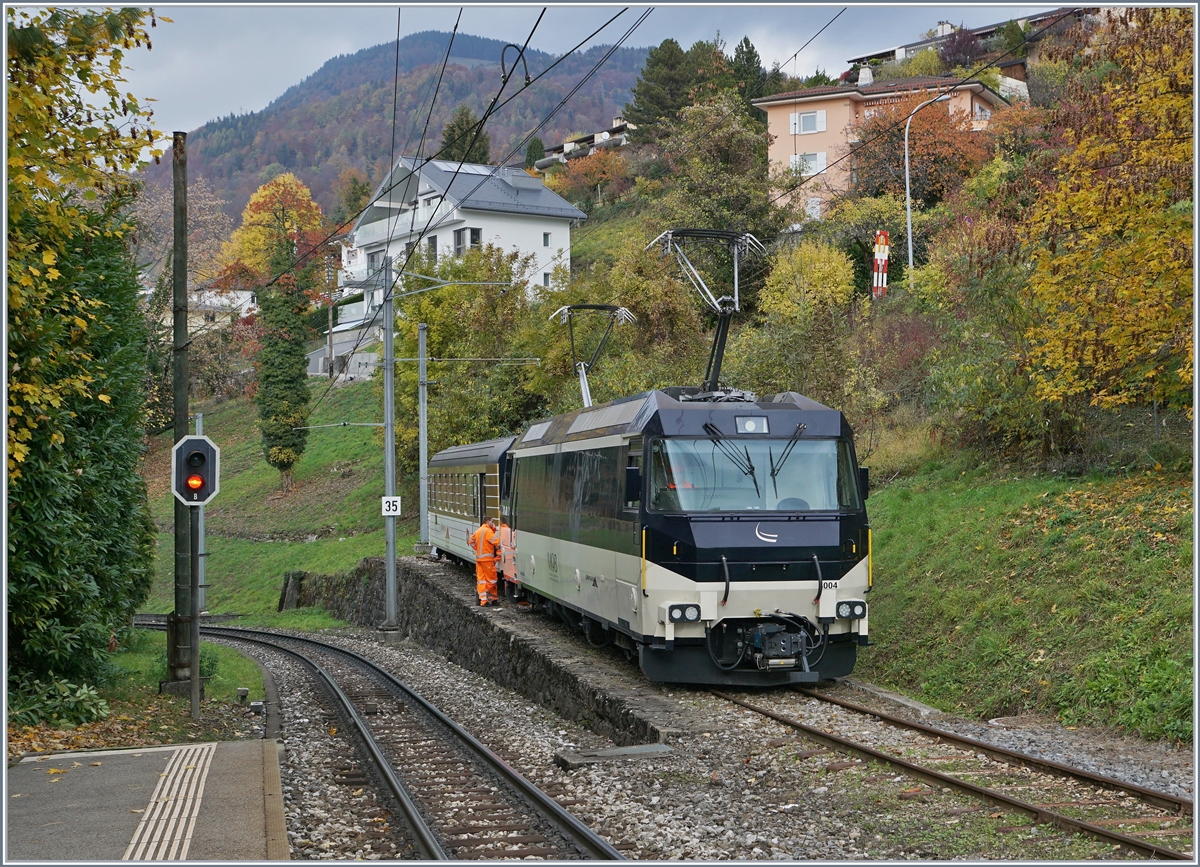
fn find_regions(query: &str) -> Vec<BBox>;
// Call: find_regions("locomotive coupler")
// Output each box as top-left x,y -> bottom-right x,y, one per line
748,620 -> 817,671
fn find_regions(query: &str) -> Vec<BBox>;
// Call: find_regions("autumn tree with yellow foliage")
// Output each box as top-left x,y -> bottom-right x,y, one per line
728,241 -> 882,420
221,172 -> 325,275
1023,7 -> 1193,416
7,7 -> 163,717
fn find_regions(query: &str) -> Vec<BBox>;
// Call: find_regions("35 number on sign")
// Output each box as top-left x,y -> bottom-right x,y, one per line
381,496 -> 402,516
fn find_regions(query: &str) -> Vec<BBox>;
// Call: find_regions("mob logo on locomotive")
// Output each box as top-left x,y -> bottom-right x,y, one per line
754,524 -> 779,543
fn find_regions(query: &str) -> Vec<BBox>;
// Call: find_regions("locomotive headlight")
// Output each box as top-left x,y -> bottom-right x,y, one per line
667,603 -> 702,623
836,600 -> 868,620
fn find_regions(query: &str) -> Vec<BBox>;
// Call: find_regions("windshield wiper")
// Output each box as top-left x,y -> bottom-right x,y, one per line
703,422 -> 759,497
769,422 -> 807,497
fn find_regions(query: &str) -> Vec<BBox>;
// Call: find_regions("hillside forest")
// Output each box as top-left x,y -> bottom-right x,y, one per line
7,8 -> 1192,734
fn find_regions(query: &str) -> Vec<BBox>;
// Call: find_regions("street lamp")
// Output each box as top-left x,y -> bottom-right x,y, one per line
905,92 -> 952,293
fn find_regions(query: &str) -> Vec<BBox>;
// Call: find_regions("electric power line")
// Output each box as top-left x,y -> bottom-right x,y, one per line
305,8 -> 639,415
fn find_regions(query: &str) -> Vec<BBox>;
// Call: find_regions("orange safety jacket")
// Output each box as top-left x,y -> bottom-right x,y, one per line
469,523 -> 500,560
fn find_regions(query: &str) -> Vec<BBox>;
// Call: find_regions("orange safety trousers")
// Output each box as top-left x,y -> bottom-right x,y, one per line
475,557 -> 498,604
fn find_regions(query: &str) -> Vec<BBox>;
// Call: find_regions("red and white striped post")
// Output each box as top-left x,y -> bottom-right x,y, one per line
872,230 -> 890,299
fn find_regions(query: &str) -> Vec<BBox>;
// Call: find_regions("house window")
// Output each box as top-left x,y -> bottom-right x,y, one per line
791,152 -> 827,176
789,110 -> 826,135
974,103 -> 992,121
543,232 -> 551,247
405,241 -> 416,259
367,250 -> 383,272
427,235 -> 437,263
543,273 -> 551,288
454,227 -> 483,256
806,198 -> 822,220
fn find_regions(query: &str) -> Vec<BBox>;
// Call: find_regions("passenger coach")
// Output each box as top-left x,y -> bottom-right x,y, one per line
427,436 -> 515,568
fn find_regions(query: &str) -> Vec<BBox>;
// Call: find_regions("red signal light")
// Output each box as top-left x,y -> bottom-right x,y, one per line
187,474 -> 205,491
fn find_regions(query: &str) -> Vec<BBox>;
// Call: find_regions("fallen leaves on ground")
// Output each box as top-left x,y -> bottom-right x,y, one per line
7,694 -> 256,762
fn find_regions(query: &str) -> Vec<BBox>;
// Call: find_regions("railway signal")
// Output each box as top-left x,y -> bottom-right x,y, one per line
172,435 -> 220,506
872,230 -> 889,299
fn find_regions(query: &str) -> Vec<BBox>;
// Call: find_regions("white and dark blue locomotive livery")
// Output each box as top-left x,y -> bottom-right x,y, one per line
428,387 -> 872,686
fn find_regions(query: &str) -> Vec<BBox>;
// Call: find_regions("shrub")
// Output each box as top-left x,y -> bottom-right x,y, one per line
9,679 -> 111,728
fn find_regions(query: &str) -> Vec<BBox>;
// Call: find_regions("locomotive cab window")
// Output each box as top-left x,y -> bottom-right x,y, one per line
648,437 -> 862,512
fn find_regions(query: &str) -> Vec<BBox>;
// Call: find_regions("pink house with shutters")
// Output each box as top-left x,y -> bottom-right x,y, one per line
751,75 -> 1008,217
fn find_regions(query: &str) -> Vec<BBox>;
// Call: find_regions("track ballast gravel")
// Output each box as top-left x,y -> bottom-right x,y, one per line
215,624 -> 1191,861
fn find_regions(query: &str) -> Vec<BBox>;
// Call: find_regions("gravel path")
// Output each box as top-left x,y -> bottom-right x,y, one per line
217,628 -> 1191,860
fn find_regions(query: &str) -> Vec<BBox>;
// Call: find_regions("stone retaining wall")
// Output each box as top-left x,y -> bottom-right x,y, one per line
279,556 -> 713,746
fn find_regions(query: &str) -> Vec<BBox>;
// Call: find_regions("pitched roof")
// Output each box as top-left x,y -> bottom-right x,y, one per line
845,7 -> 1097,66
752,76 -> 1009,108
353,156 -> 585,238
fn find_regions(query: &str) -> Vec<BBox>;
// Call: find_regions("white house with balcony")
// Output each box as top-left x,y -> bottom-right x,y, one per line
336,157 -> 586,333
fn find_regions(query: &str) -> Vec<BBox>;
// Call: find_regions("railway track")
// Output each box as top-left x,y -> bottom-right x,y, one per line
201,626 -> 624,861
712,687 -> 1193,860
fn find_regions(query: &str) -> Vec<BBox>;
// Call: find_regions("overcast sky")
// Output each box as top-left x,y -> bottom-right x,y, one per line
118,3 -> 1058,138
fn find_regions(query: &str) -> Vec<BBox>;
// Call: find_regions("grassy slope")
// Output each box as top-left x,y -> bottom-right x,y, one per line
570,199 -> 647,272
141,379 -> 418,616
859,442 -> 1193,742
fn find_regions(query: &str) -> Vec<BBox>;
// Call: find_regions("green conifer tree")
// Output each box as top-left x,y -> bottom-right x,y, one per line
624,38 -> 694,142
525,136 -> 545,169
730,36 -> 767,108
439,105 -> 491,164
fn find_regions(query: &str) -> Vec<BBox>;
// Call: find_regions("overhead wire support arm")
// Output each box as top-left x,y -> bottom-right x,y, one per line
550,304 -> 635,409
648,229 -> 764,394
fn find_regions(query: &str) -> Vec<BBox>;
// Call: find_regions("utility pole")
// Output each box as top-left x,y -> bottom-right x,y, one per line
196,414 -> 206,615
170,131 -> 190,681
381,257 -> 398,628
325,255 -> 335,378
417,323 -> 430,551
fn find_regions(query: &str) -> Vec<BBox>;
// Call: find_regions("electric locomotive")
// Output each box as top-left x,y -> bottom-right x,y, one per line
494,387 -> 871,686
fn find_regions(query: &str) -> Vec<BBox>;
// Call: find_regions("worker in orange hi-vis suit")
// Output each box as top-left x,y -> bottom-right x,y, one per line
469,517 -> 501,606
496,519 -> 514,592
